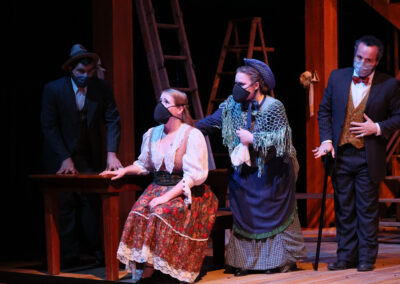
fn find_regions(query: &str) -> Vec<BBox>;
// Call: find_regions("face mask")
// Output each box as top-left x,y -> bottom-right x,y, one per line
72,74 -> 90,88
153,102 -> 182,124
353,60 -> 375,78
232,83 -> 250,103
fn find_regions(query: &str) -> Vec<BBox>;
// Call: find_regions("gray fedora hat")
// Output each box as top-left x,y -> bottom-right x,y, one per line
243,58 -> 275,90
62,44 -> 99,71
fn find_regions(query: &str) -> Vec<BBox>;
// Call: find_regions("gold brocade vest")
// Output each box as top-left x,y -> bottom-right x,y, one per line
338,89 -> 370,149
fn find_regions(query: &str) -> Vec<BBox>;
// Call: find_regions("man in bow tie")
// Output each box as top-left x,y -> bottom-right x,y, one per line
314,35 -> 400,272
41,44 -> 122,268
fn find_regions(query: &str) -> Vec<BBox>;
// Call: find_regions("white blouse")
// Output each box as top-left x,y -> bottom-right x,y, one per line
133,124 -> 208,203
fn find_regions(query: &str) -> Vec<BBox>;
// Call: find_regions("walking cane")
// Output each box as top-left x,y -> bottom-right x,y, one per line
313,152 -> 333,271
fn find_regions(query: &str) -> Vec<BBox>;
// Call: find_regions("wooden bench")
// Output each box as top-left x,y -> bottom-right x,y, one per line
30,174 -> 151,281
296,191 -> 400,228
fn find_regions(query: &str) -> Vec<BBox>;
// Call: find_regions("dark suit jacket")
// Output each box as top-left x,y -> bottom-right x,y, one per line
41,76 -> 121,173
318,67 -> 400,182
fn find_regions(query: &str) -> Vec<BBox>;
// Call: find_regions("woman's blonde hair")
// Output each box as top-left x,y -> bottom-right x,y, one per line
162,88 -> 194,126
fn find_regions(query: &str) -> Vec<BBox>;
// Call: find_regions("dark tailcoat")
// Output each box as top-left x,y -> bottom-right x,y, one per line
41,76 -> 120,173
318,67 -> 400,264
318,67 -> 400,183
41,75 -> 121,264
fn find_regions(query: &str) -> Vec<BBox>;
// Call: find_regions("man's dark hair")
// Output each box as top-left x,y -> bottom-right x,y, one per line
70,57 -> 95,70
354,35 -> 384,62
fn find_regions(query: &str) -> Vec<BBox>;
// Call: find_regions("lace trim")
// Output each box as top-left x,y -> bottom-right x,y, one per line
118,243 -> 199,282
151,124 -> 191,173
133,211 -> 209,241
117,242 -> 151,270
153,254 -> 198,282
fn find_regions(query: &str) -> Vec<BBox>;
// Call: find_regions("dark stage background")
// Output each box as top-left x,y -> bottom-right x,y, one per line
2,0 -> 398,262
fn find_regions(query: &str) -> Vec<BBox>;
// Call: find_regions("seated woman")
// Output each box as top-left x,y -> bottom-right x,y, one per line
100,89 -> 218,284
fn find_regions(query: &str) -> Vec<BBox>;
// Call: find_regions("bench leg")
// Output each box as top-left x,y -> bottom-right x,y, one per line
211,228 -> 226,269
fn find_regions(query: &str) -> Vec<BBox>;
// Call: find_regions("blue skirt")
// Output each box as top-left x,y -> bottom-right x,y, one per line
229,155 -> 297,238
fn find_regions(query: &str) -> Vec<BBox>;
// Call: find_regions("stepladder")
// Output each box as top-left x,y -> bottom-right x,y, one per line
135,0 -> 215,168
206,17 -> 275,116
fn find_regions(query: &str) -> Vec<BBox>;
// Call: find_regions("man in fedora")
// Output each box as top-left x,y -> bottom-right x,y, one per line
41,44 -> 122,267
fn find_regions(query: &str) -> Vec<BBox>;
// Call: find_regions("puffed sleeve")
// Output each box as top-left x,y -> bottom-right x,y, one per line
132,128 -> 153,174
181,128 -> 209,204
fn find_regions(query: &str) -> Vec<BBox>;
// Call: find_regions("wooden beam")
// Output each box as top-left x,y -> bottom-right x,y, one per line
92,0 -> 134,166
363,0 -> 400,30
92,0 -> 135,230
305,0 -> 338,227
395,29 -> 399,79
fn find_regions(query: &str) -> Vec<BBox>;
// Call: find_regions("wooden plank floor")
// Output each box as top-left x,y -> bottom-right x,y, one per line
1,228 -> 399,283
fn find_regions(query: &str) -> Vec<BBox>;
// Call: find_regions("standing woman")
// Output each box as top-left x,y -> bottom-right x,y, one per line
196,58 -> 306,275
101,89 -> 218,283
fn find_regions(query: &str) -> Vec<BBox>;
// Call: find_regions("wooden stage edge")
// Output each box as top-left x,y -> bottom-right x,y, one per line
0,228 -> 399,284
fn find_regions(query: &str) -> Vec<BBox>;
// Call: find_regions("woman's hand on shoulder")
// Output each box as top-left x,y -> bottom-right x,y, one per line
99,167 -> 127,180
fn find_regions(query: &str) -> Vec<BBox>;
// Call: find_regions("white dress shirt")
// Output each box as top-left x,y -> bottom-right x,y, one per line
71,78 -> 87,111
322,70 -> 381,146
351,70 -> 374,108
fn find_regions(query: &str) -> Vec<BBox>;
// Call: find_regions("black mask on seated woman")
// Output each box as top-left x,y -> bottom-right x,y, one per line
153,102 -> 182,124
232,83 -> 250,103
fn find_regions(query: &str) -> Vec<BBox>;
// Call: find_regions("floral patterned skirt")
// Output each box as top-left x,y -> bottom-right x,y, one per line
117,183 -> 218,283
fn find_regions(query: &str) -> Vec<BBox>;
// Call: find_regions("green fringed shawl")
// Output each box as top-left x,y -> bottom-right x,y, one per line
221,95 -> 296,177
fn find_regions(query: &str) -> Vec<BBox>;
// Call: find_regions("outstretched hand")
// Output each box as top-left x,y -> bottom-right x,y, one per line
99,167 -> 127,180
349,113 -> 377,138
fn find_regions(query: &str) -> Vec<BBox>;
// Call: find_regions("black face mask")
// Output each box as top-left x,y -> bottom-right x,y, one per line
72,74 -> 91,88
153,102 -> 182,124
232,83 -> 250,103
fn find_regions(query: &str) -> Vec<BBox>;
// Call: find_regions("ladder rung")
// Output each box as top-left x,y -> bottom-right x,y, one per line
379,198 -> 400,203
172,87 -> 193,93
385,176 -> 400,181
379,221 -> 400,227
164,55 -> 187,61
294,194 -> 400,203
295,193 -> 334,199
253,46 -> 275,52
226,45 -> 275,52
157,23 -> 179,30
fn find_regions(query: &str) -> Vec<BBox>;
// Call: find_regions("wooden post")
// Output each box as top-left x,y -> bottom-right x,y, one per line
92,0 -> 136,232
305,0 -> 338,227
102,193 -> 120,281
395,29 -> 399,80
43,192 -> 60,275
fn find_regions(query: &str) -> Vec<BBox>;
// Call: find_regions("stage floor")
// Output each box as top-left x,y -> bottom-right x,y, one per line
0,228 -> 399,283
